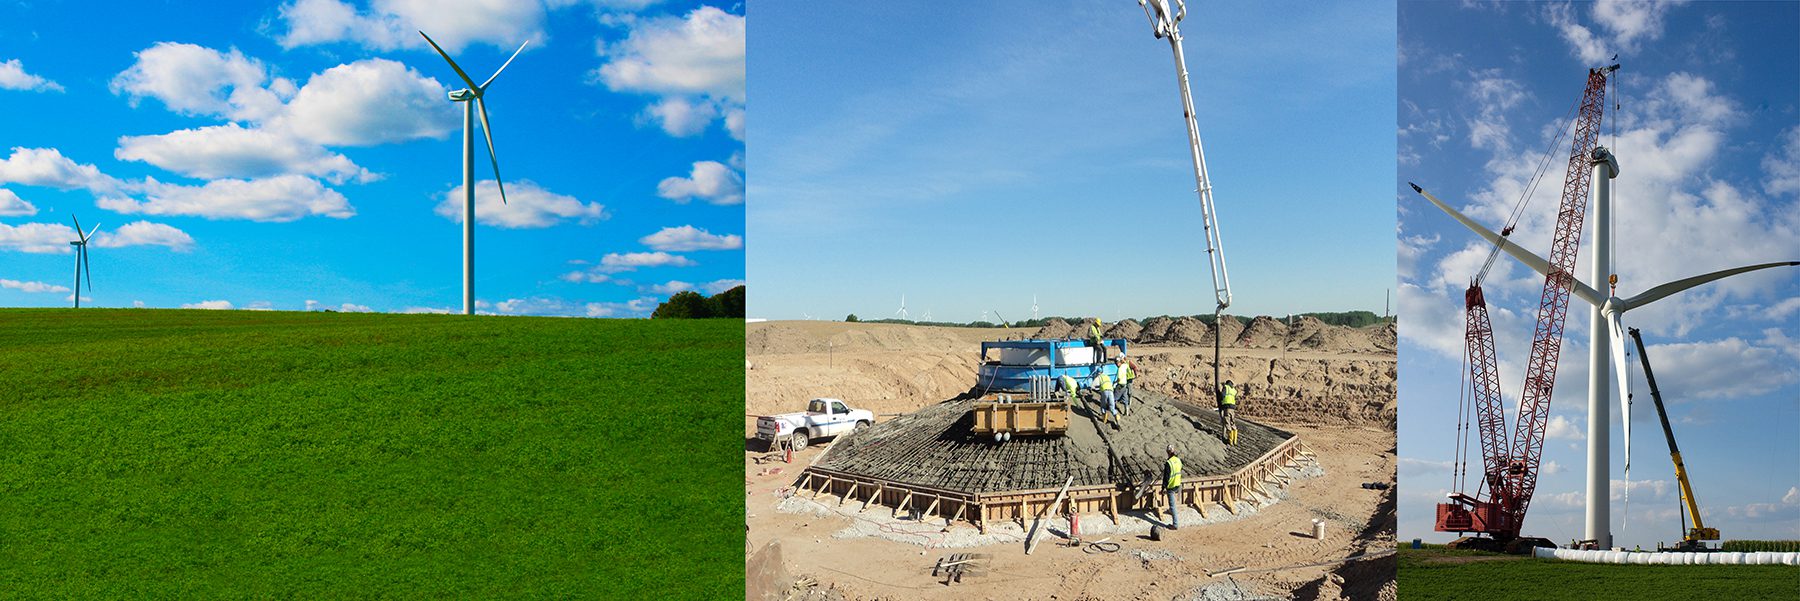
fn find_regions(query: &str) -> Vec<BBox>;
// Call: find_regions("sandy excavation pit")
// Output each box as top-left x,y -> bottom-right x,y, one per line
813,389 -> 1293,494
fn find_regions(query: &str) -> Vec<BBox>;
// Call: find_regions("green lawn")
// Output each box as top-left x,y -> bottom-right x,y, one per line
0,309 -> 743,598
1399,543 -> 1798,599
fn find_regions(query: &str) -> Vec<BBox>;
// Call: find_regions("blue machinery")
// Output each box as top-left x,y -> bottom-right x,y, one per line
975,338 -> 1128,394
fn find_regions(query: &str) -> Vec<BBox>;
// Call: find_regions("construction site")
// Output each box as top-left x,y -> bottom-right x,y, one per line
744,317 -> 1397,600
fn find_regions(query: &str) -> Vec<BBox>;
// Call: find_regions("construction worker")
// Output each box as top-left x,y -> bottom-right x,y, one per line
1218,379 -> 1239,442
1163,444 -> 1182,529
1087,317 -> 1106,361
1094,368 -> 1117,426
1059,373 -> 1080,404
1115,356 -> 1135,416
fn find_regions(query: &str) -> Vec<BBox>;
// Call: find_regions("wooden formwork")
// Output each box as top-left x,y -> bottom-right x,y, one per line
793,435 -> 1311,532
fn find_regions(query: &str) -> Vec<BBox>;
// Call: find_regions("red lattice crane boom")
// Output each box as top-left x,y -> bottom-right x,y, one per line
1437,64 -> 1616,545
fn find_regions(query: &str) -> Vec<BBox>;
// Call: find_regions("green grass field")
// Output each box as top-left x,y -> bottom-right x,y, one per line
0,309 -> 743,598
1399,543 -> 1798,599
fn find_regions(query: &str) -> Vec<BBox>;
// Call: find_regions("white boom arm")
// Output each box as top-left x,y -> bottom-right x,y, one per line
1142,0 -> 1231,312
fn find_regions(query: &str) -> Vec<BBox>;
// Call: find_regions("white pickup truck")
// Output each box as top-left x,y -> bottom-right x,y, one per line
756,398 -> 874,451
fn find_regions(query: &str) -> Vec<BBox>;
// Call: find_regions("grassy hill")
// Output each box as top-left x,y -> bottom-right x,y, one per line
1398,544 -> 1797,599
0,309 -> 743,598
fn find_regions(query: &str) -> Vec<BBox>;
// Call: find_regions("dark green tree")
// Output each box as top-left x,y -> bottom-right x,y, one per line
652,291 -> 712,319
845,314 -> 860,322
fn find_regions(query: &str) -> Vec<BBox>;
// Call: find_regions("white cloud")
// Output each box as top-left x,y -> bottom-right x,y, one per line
275,58 -> 456,147
401,306 -> 452,314
99,175 -> 354,222
0,278 -> 70,293
305,299 -> 373,312
561,271 -> 609,284
639,224 -> 742,251
593,6 -> 744,137
1542,460 -> 1564,475
116,124 -> 376,184
600,251 -> 693,272
642,280 -> 693,295
0,147 -> 121,193
1783,486 -> 1799,505
1764,125 -> 1800,197
92,221 -> 196,252
110,43 -> 289,121
583,296 -> 659,318
1610,478 -> 1670,502
1547,1 -> 1685,65
182,300 -> 235,310
701,278 -> 744,294
656,160 -> 742,204
0,189 -> 35,216
274,0 -> 544,53
0,59 -> 64,92
1634,337 -> 1798,399
244,301 -> 277,311
0,222 -> 77,253
434,180 -> 608,228
1546,415 -> 1584,440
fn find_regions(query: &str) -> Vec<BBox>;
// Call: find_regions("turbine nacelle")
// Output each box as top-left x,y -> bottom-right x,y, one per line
448,89 -> 476,101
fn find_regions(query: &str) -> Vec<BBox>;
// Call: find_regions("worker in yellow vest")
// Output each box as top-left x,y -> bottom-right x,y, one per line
1218,379 -> 1239,444
1115,356 -> 1135,416
1059,373 -> 1079,404
1088,317 -> 1106,361
1163,444 -> 1182,529
1094,369 -> 1117,427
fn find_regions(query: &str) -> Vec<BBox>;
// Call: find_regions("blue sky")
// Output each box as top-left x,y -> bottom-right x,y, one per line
1398,1 -> 1799,548
747,0 -> 1395,322
0,0 -> 743,317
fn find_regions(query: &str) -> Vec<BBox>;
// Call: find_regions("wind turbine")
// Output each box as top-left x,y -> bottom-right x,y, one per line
894,295 -> 909,320
420,32 -> 529,316
1412,157 -> 1797,547
921,309 -> 932,321
1032,294 -> 1040,321
68,216 -> 97,309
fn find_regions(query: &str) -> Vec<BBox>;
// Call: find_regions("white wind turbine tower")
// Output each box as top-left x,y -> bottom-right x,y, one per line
420,32 -> 529,316
894,295 -> 909,320
1032,294 -> 1040,321
921,309 -> 932,321
68,216 -> 97,309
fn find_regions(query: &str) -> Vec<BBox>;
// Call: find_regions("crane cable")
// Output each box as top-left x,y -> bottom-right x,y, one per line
1475,94 -> 1583,286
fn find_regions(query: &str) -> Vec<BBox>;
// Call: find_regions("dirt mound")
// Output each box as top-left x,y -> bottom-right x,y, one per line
1370,322 -> 1397,352
1104,318 -> 1143,342
1296,325 -> 1379,354
747,324 -> 827,355
1164,316 -> 1210,345
1032,317 -> 1074,340
1285,316 -> 1328,347
1205,315 -> 1245,345
1132,354 -> 1396,428
1236,316 -> 1290,349
1140,316 -> 1175,343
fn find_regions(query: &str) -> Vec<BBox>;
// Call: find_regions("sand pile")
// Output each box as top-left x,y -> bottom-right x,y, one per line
1235,316 -> 1289,349
1284,316 -> 1328,347
1031,317 -> 1075,340
1164,317 -> 1210,345
1295,325 -> 1380,353
1205,315 -> 1245,345
1132,354 -> 1396,427
1104,318 -> 1143,342
747,324 -> 828,355
1139,316 -> 1175,343
1371,321 -> 1398,352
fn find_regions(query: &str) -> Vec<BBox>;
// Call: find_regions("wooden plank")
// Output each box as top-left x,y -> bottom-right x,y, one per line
1025,476 -> 1074,555
860,482 -> 885,513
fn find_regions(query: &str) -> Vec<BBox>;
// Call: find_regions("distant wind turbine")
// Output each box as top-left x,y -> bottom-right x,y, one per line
68,216 -> 97,309
895,295 -> 909,320
1032,294 -> 1040,320
420,31 -> 529,316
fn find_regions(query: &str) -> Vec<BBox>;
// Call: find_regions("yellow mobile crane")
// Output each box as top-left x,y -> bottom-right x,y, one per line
1628,327 -> 1720,551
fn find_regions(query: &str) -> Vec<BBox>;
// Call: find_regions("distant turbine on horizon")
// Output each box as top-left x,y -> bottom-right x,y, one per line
420,31 -> 529,316
68,216 -> 97,309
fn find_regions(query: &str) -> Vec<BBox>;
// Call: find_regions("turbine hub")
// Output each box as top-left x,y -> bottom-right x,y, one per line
448,89 -> 475,101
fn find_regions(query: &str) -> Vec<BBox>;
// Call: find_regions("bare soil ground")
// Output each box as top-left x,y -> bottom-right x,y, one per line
747,320 -> 1396,600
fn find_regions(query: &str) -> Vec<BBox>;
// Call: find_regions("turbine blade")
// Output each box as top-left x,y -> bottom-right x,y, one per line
82,246 -> 92,292
477,97 -> 507,205
1619,261 -> 1800,311
419,31 -> 480,92
478,39 -> 529,90
71,215 -> 83,240
1409,183 -> 1606,307
85,222 -> 101,242
1607,311 -> 1631,482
